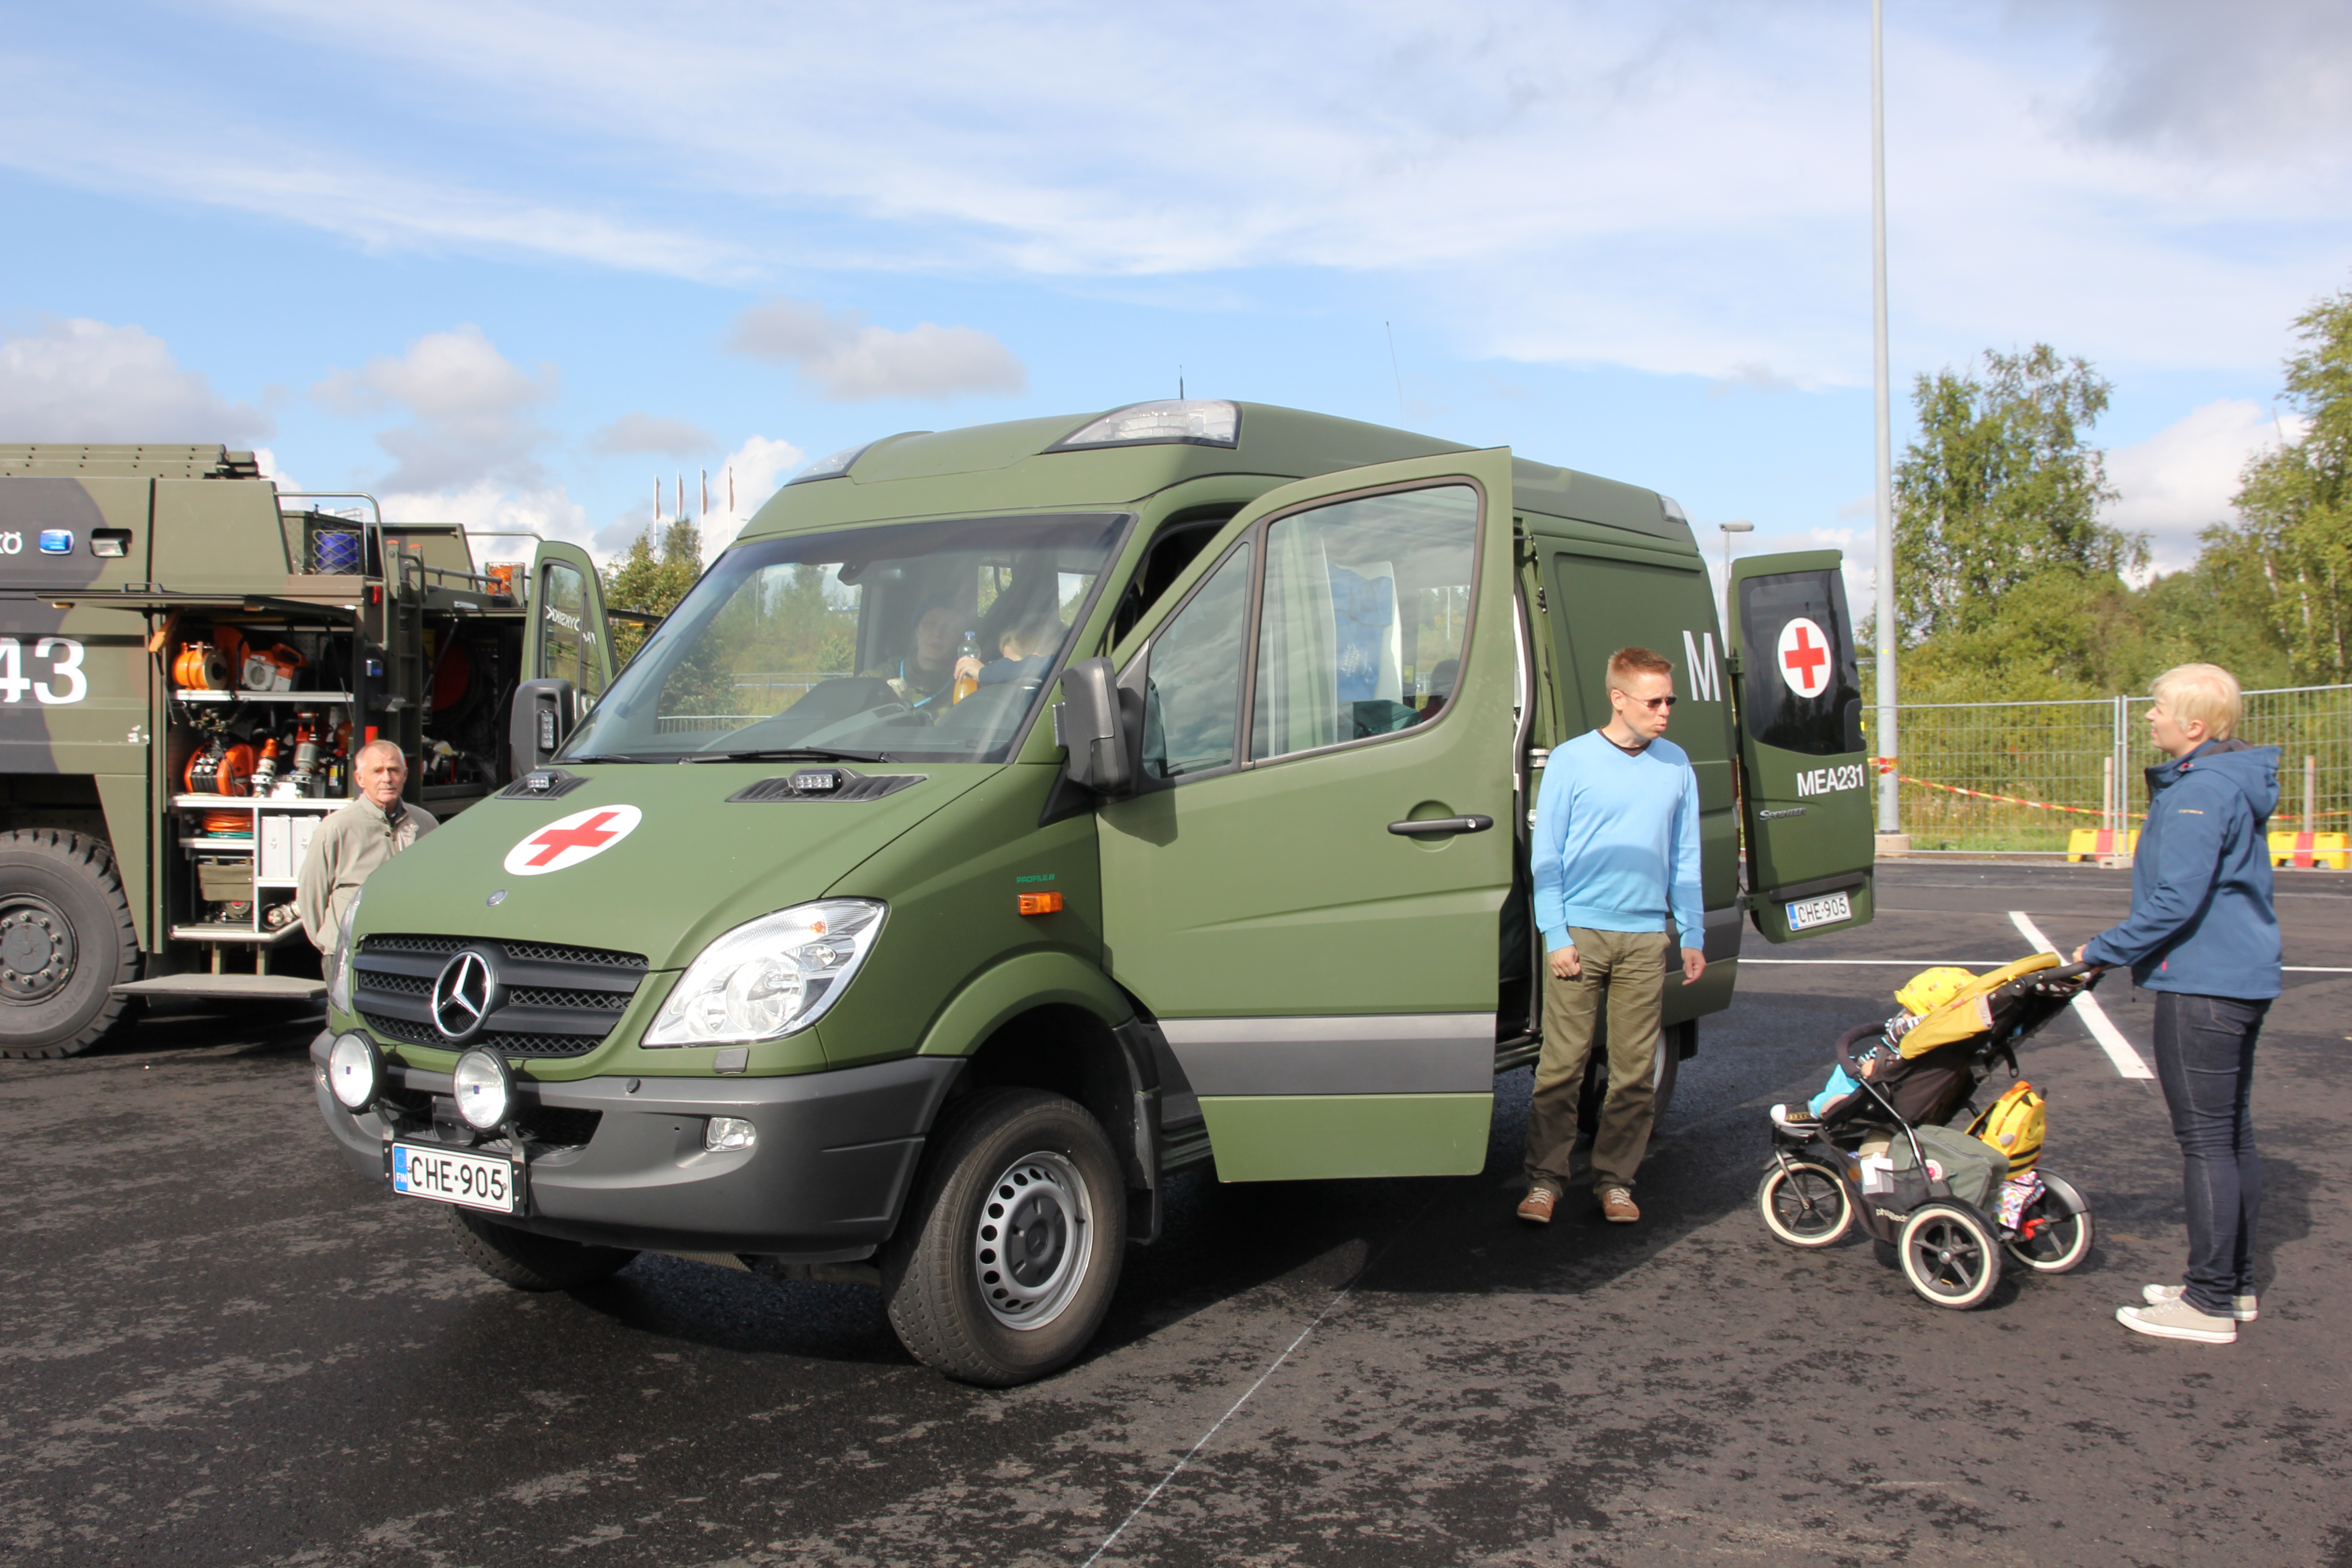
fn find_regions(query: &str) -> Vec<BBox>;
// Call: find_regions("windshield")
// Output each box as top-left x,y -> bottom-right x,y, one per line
562,512 -> 1128,764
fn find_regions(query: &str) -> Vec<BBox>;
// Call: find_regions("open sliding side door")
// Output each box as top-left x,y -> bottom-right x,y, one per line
1728,551 -> 1876,943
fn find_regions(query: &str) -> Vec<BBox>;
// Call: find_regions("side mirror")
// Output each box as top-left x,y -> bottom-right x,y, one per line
1053,658 -> 1134,797
511,678 -> 577,775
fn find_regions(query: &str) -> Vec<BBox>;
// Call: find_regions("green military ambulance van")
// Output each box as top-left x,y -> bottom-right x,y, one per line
311,400 -> 1874,1384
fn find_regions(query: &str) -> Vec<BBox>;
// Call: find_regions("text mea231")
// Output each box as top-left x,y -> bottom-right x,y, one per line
1795,763 -> 1867,798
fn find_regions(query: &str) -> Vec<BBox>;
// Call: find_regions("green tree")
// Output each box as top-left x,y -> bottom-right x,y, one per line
2207,285 -> 2352,682
1893,344 -> 2141,643
600,517 -> 703,669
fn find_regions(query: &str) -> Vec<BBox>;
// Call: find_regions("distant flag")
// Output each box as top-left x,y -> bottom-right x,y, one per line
653,478 -> 660,522
728,466 -> 735,514
700,468 -> 708,519
675,472 -> 683,521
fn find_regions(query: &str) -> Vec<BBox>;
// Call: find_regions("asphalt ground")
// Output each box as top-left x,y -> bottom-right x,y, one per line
3,862 -> 2348,1568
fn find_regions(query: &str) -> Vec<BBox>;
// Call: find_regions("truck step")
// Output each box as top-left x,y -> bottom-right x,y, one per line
110,975 -> 327,1002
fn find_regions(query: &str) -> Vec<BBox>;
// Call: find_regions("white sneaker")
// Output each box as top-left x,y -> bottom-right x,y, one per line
2142,1283 -> 2258,1322
2117,1300 -> 2236,1344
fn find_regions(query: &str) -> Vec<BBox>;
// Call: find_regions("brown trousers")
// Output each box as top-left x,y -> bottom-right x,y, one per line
1523,926 -> 1669,1196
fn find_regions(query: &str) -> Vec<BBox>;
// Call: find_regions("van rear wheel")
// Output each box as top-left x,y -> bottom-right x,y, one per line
882,1088 -> 1127,1387
0,830 -> 139,1059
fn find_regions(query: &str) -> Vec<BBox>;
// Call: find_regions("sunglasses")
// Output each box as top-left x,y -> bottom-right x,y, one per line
1613,691 -> 1677,710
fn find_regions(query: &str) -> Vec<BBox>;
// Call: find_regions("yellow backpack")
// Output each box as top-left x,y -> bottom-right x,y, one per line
1967,1080 -> 2045,1174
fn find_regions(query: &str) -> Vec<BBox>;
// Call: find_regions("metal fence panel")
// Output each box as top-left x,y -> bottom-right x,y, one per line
1883,684 -> 2350,851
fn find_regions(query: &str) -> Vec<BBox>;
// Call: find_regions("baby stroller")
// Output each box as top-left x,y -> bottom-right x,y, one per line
1754,953 -> 2098,1309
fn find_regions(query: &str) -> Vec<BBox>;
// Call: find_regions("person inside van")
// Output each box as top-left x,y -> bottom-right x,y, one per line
956,613 -> 1064,689
877,602 -> 968,707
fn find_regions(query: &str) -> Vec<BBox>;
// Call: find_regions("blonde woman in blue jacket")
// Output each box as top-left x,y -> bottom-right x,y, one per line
2078,664 -> 2282,1346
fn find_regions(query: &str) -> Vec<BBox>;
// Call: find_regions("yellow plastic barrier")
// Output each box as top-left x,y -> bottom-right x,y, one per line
2065,828 -> 2138,863
2269,831 -> 2350,870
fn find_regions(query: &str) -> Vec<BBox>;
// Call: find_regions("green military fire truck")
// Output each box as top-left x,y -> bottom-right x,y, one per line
309,401 -> 1875,1384
0,444 -> 619,1057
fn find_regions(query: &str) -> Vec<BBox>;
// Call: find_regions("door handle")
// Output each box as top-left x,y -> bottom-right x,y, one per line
1387,814 -> 1494,837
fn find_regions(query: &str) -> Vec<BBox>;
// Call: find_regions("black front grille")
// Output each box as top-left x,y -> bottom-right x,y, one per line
355,933 -> 649,1059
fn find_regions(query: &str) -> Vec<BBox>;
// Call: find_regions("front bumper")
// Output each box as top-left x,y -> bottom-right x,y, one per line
310,1032 -> 961,1260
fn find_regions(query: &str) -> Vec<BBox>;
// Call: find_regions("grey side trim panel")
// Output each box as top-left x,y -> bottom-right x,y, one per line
1160,1013 -> 1494,1096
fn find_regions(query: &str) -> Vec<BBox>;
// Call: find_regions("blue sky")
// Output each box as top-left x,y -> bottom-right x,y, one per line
4,0 -> 2348,605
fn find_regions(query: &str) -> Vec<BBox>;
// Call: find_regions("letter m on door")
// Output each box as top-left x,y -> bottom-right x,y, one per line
1681,630 -> 1722,703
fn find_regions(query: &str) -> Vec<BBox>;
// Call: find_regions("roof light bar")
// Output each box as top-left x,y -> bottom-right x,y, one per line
1045,400 -> 1240,453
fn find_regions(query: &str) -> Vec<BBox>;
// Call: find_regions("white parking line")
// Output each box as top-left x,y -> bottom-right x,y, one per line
2007,911 -> 2156,1080
1741,959 -> 2018,965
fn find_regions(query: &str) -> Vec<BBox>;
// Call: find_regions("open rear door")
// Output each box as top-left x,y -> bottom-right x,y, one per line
1729,551 -> 1875,942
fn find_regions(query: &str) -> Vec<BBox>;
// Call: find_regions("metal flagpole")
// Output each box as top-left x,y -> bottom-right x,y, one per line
1871,0 -> 1902,846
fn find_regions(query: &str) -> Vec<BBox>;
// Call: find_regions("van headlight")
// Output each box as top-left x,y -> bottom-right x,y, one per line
645,899 -> 884,1047
327,887 -> 363,1014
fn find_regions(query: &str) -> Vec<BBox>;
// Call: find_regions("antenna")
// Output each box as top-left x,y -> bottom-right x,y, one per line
1385,322 -> 1406,424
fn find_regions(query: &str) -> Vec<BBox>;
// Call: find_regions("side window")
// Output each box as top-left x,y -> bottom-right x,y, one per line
1251,484 -> 1477,761
1140,542 -> 1252,782
540,561 -> 587,694
1737,568 -> 1862,757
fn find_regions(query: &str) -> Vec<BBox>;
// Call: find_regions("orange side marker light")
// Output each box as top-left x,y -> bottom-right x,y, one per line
1018,892 -> 1064,916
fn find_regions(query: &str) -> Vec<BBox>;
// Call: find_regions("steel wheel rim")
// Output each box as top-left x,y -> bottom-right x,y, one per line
1907,1215 -> 1987,1298
972,1149 -> 1093,1330
1769,1166 -> 1847,1243
0,894 -> 76,1006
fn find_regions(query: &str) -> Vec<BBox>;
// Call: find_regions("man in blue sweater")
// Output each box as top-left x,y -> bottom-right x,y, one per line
2076,663 -> 2282,1346
1517,646 -> 1705,1226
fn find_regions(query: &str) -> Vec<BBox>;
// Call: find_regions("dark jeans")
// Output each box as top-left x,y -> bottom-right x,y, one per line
2151,991 -> 2269,1315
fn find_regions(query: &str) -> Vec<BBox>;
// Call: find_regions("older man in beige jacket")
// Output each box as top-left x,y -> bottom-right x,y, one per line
296,740 -> 437,952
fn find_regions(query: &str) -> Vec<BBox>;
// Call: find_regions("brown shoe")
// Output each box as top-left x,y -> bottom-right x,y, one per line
1516,1186 -> 1557,1224
1598,1186 -> 1640,1223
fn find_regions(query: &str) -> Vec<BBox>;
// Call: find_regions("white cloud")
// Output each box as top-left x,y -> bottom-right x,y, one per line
314,324 -> 557,494
7,3 -> 2349,386
2103,398 -> 2307,575
0,318 -> 270,443
727,299 -> 1025,402
588,412 -> 716,456
381,479 -> 591,556
253,446 -> 299,494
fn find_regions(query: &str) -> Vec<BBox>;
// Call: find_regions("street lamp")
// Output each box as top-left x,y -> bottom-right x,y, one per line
1718,520 -> 1753,634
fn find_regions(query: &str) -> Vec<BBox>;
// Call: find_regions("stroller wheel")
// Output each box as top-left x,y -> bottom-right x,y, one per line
1756,1160 -> 1852,1249
2002,1170 -> 2094,1274
1897,1203 -> 2003,1309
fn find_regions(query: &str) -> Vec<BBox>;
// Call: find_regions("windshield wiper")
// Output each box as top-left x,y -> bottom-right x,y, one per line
689,747 -> 894,764
563,753 -> 658,764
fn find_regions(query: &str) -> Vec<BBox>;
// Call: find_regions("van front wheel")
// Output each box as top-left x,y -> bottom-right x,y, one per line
882,1088 -> 1127,1387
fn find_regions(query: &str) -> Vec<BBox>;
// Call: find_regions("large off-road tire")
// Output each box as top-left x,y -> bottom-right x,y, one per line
0,830 -> 139,1059
1577,1029 -> 1680,1136
444,1206 -> 638,1290
882,1088 -> 1127,1387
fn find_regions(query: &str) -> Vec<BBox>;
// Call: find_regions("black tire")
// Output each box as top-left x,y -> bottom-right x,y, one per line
444,1206 -> 637,1290
0,830 -> 139,1059
2002,1170 -> 2094,1274
1897,1202 -> 2003,1309
882,1087 -> 1127,1387
1576,1029 -> 1679,1136
1756,1159 -> 1853,1249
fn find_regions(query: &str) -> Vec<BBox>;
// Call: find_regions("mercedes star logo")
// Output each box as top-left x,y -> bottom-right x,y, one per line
431,950 -> 499,1042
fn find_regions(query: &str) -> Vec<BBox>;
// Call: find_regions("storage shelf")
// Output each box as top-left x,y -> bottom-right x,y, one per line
172,690 -> 357,704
